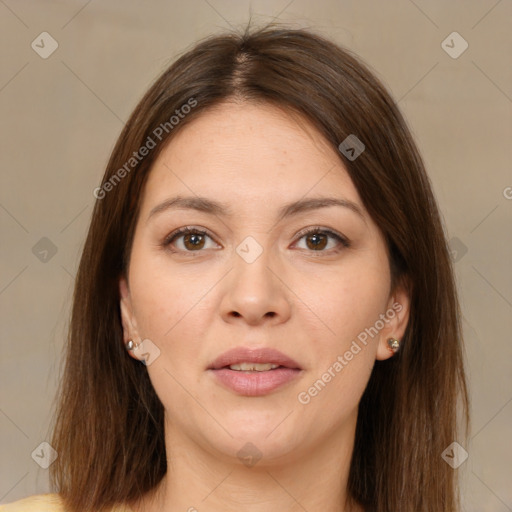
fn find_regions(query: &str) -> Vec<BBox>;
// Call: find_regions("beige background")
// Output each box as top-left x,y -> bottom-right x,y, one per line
1,1 -> 511,510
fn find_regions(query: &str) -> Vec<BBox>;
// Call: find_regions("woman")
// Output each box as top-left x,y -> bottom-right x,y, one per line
1,24 -> 469,512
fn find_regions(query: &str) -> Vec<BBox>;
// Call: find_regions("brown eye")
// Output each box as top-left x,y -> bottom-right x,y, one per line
182,232 -> 206,250
164,227 -> 217,252
295,228 -> 350,253
305,232 -> 328,250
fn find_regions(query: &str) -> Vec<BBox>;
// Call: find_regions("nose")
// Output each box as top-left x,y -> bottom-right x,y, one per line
220,242 -> 292,327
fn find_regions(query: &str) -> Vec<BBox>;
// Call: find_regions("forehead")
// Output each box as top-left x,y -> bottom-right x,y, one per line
140,101 -> 363,214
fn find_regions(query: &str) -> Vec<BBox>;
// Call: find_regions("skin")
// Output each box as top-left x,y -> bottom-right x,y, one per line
119,100 -> 410,512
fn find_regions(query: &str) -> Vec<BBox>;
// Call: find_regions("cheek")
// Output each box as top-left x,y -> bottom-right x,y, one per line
130,273 -> 197,341
299,256 -> 390,348
127,246 -> 218,357
295,268 -> 387,418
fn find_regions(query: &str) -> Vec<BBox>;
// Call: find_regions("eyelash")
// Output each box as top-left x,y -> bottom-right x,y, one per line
162,226 -> 350,255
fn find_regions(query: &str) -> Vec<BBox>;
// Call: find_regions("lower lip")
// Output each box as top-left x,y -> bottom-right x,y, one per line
209,367 -> 302,396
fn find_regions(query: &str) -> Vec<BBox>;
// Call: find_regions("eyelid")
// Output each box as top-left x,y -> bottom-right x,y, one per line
163,225 -> 219,247
293,226 -> 350,246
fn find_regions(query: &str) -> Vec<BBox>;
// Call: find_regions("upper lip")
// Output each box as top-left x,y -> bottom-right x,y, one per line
208,347 -> 302,370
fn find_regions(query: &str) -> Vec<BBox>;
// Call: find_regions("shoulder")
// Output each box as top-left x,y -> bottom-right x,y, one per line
0,493 -> 134,512
0,493 -> 65,511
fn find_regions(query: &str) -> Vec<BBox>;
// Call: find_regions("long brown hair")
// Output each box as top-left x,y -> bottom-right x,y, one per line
50,23 -> 469,512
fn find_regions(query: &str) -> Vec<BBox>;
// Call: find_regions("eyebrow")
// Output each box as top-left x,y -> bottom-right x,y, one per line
147,195 -> 366,224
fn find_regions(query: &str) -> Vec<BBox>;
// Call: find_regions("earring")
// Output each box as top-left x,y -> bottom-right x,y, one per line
126,340 -> 139,351
387,338 -> 400,352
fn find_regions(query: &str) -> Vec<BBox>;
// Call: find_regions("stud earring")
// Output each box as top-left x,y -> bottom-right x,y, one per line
387,338 -> 400,352
125,340 -> 139,351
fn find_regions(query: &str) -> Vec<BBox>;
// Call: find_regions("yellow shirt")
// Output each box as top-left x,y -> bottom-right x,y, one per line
0,493 -> 133,511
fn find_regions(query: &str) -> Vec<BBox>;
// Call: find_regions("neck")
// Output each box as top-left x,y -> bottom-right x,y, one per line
132,411 -> 364,512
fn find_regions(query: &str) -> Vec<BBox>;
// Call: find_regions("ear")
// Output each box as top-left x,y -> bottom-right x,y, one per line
119,276 -> 142,360
375,278 -> 411,361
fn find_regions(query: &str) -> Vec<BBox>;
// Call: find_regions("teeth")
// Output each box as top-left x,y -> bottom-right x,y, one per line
229,362 -> 280,371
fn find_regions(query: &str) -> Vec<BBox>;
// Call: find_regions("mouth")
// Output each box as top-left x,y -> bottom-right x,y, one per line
224,362 -> 285,372
207,346 -> 303,396
208,346 -> 302,371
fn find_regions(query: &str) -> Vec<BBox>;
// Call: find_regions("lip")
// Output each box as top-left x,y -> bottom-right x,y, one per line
207,346 -> 303,397
208,346 -> 302,370
209,367 -> 302,396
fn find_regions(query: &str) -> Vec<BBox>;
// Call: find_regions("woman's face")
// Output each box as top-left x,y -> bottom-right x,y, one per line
119,101 -> 409,466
